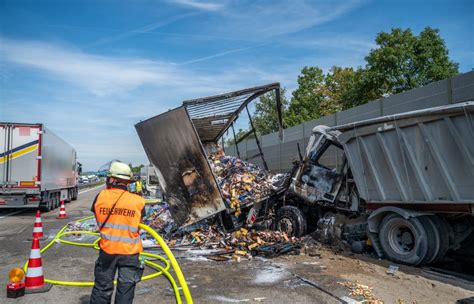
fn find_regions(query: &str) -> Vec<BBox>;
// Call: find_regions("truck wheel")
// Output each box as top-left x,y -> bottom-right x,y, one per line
72,187 -> 78,201
54,194 -> 60,209
52,194 -> 57,209
379,214 -> 434,266
67,189 -> 73,202
41,199 -> 52,212
276,206 -> 307,237
417,216 -> 440,265
427,215 -> 450,263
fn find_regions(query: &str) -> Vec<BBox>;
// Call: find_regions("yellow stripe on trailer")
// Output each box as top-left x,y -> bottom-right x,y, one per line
0,143 -> 38,164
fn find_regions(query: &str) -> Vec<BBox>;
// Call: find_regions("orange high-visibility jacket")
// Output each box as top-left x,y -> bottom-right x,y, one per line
94,188 -> 145,255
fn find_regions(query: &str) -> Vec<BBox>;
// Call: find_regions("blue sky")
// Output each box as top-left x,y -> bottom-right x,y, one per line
1,0 -> 473,170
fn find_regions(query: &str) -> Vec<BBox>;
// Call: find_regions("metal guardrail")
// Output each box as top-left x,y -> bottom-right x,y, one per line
78,180 -> 105,190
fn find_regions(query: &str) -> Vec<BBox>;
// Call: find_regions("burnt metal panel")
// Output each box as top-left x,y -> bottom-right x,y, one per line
135,107 -> 226,226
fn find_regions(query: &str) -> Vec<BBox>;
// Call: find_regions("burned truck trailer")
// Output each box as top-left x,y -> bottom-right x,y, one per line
286,102 -> 474,266
135,83 -> 284,227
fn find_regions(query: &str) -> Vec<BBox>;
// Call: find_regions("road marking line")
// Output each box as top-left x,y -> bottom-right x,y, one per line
0,209 -> 26,219
79,184 -> 105,194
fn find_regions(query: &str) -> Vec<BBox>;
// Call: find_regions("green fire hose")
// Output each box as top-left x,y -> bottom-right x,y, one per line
23,216 -> 193,304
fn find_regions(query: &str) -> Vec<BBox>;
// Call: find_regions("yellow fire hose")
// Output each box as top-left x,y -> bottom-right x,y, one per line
23,216 -> 193,304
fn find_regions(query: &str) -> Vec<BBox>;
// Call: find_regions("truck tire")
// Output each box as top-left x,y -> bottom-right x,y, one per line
41,199 -> 53,212
276,205 -> 307,237
427,215 -> 450,263
65,190 -> 70,203
54,193 -> 60,209
379,213 -> 434,266
417,216 -> 440,265
72,187 -> 78,201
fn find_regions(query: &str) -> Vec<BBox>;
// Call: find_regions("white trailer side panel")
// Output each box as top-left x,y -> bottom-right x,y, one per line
0,123 -> 41,187
40,126 -> 77,191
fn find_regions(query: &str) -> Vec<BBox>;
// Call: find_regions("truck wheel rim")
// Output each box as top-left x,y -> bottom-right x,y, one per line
388,223 -> 415,255
279,218 -> 294,236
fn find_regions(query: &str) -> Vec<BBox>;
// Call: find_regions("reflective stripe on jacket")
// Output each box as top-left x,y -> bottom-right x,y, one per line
94,188 -> 145,255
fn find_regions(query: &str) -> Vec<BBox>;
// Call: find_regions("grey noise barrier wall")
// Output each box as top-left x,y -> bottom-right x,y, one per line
225,71 -> 474,173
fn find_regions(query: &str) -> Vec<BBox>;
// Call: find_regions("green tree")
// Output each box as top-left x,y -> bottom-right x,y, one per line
284,27 -> 459,123
285,66 -> 358,126
360,27 -> 459,101
414,28 -> 459,83
252,88 -> 289,135
317,66 -> 360,114
285,67 -> 325,127
128,163 -> 144,174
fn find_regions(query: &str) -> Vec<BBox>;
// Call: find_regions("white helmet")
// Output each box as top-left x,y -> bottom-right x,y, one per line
108,161 -> 132,181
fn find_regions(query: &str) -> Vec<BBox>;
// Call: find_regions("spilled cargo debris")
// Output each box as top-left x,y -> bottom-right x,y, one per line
66,218 -> 98,232
162,223 -> 299,261
208,150 -> 286,218
62,149 -> 334,264
65,197 -> 302,261
142,203 -> 175,236
337,280 -> 383,304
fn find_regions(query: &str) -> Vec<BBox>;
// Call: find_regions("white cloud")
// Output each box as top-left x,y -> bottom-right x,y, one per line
0,32 -> 369,170
0,38 -> 293,169
0,38 -> 185,96
217,0 -> 364,38
89,12 -> 199,47
171,0 -> 224,11
167,1 -> 364,39
0,38 -> 297,98
176,43 -> 268,65
284,35 -> 377,53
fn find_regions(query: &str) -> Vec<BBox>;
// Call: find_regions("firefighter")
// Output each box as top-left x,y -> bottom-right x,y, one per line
136,179 -> 143,196
90,161 -> 145,304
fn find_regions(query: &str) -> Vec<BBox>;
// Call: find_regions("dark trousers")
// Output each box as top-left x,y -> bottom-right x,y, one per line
90,250 -> 141,304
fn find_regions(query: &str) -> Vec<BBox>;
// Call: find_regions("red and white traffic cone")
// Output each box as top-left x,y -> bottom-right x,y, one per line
56,200 -> 69,219
25,237 -> 52,293
32,210 -> 44,239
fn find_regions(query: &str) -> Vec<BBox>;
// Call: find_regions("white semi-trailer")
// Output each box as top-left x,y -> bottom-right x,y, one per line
0,123 -> 79,211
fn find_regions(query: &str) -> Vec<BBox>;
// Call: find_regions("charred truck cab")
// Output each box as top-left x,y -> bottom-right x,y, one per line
280,126 -> 361,238
289,126 -> 358,211
281,102 -> 474,266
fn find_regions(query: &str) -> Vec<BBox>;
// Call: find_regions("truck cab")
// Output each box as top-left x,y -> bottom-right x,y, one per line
288,125 -> 360,213
140,165 -> 163,199
273,125 -> 363,241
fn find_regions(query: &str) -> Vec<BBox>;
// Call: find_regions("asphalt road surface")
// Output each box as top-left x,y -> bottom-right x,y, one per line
0,186 -> 472,303
0,186 -> 340,304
